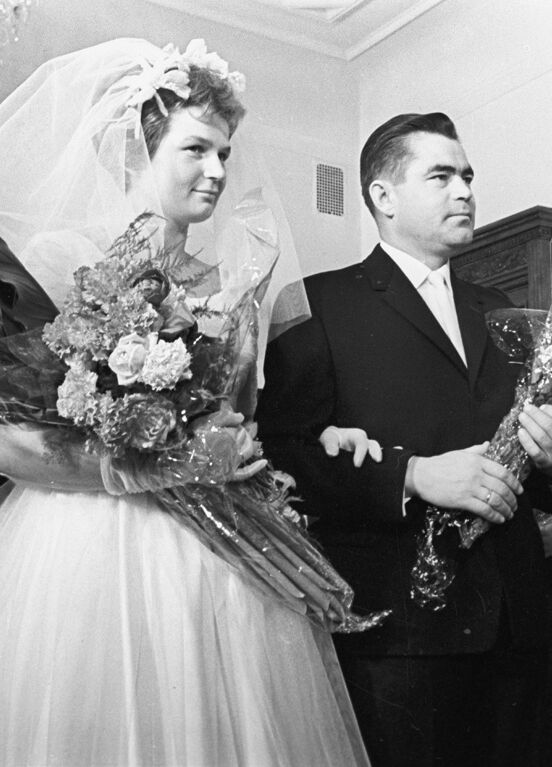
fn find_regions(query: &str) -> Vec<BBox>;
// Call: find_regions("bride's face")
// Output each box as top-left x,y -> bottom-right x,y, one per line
150,105 -> 231,232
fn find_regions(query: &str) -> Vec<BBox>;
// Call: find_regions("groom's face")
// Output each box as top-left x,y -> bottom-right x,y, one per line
387,131 -> 476,260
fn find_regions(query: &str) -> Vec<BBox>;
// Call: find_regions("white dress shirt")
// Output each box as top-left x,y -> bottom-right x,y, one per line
380,241 -> 467,365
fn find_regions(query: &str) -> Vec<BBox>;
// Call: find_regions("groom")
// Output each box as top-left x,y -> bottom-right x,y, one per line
257,113 -> 552,766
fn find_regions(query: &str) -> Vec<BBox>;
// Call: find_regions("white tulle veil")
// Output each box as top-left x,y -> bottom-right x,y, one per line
0,38 -> 310,376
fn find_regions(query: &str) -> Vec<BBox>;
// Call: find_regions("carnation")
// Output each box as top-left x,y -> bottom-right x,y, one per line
56,359 -> 98,426
140,337 -> 192,390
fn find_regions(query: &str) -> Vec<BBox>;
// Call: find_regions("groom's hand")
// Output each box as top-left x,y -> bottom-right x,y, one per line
405,442 -> 523,524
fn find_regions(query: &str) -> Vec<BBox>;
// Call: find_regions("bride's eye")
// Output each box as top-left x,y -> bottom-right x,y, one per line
184,144 -> 205,156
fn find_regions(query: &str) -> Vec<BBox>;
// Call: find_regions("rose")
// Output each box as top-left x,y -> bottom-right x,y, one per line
158,287 -> 196,338
108,332 -> 156,386
125,394 -> 177,450
132,269 -> 170,308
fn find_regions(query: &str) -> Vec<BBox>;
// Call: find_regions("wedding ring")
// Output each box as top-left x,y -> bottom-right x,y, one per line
485,490 -> 493,506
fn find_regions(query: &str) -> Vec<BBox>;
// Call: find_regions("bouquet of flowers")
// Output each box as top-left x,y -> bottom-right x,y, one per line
411,307 -> 552,611
0,207 -> 390,633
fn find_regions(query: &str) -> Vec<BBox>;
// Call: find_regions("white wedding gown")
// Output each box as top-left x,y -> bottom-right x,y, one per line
0,234 -> 370,767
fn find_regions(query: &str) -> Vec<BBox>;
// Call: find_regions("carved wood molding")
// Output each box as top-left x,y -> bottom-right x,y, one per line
454,228 -> 552,267
455,249 -> 527,283
451,206 -> 552,308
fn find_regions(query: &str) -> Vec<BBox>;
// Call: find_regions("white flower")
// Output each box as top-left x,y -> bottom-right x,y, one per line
124,40 -> 244,131
140,337 -> 193,390
183,38 -> 229,77
125,56 -> 191,114
228,71 -> 246,95
108,332 -> 157,386
57,358 -> 98,425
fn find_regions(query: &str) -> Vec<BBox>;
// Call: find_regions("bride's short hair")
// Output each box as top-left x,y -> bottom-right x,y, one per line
141,66 -> 246,157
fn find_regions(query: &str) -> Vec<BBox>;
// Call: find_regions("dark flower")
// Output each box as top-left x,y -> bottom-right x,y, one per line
132,268 -> 170,307
126,394 -> 177,449
99,393 -> 177,451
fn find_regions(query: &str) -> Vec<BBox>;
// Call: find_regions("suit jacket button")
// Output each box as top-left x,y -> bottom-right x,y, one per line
463,628 -> 472,635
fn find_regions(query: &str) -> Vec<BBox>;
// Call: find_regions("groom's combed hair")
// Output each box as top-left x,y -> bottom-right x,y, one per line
142,66 -> 246,157
360,112 -> 459,216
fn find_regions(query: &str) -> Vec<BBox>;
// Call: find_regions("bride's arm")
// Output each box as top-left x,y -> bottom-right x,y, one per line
0,424 -> 104,491
0,409 -> 267,494
319,426 -> 383,467
101,408 -> 266,495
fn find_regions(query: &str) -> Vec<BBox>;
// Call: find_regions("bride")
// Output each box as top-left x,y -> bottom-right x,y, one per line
0,39 -> 371,766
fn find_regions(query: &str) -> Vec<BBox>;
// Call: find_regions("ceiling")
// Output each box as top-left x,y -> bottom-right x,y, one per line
147,0 -> 447,61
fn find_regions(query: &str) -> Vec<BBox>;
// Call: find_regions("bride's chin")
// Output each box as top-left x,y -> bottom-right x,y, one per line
188,206 -> 219,224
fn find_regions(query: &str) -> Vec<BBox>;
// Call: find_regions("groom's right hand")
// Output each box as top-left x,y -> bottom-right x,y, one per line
405,442 -> 523,524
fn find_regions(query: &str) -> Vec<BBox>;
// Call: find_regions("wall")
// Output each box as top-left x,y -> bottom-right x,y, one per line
0,0 -> 360,275
4,0 -> 552,274
354,0 -> 552,254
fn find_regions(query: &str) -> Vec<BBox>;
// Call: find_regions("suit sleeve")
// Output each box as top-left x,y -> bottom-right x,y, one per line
256,310 -> 413,527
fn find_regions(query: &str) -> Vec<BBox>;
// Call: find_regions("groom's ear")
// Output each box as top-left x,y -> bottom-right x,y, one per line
369,179 -> 395,219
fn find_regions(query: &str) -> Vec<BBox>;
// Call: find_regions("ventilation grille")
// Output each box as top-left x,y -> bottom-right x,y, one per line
316,163 -> 344,217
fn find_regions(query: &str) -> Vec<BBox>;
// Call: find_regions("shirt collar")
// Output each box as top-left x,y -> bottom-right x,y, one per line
380,240 -> 452,290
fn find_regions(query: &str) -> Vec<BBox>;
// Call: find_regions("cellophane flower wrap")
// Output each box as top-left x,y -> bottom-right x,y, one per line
411,307 -> 552,611
0,202 -> 389,634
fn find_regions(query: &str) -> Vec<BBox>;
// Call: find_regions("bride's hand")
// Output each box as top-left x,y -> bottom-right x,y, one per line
319,426 -> 383,467
194,408 -> 267,481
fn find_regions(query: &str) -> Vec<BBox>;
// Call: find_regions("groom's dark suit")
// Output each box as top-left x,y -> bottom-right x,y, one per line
257,245 -> 548,765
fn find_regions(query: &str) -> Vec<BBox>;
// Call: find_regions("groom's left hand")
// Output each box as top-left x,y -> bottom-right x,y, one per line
518,403 -> 552,474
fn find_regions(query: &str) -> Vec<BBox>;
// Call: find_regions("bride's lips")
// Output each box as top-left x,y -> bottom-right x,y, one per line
194,189 -> 219,200
446,212 -> 473,225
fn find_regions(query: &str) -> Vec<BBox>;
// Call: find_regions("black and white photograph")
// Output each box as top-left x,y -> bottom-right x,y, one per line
0,1 -> 552,765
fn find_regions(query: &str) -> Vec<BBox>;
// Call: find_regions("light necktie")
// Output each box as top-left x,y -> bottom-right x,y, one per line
422,270 -> 467,365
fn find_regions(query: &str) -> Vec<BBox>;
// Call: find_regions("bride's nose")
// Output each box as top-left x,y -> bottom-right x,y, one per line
203,152 -> 226,181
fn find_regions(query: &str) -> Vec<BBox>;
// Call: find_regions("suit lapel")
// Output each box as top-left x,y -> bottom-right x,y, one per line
363,245 -> 468,377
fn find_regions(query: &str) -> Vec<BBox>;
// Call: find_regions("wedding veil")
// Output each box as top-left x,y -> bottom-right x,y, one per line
0,38 -> 310,370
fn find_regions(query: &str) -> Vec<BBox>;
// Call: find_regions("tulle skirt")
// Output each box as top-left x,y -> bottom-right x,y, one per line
0,484 -> 370,767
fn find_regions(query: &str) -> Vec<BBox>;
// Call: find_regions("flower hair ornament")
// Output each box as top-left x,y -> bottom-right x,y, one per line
123,39 -> 247,137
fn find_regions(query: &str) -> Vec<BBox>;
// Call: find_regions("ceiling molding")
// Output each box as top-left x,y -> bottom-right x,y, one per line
344,0 -> 447,61
254,0 -> 368,24
147,0 -> 347,58
147,0 -> 448,61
